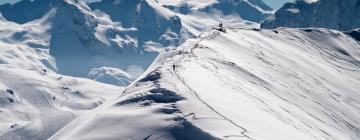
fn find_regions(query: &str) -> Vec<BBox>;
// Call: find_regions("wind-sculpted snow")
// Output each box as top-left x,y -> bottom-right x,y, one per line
261,0 -> 360,30
50,27 -> 360,140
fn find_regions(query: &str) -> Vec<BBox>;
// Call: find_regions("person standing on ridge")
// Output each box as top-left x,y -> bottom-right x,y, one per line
217,21 -> 226,32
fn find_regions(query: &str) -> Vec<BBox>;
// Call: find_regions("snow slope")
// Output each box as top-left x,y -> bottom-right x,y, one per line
1,0 -> 360,140
50,27 -> 360,140
0,67 -> 123,140
0,1 -> 267,139
0,17 -> 124,138
156,0 -> 273,23
0,1 -> 128,139
261,0 -> 360,31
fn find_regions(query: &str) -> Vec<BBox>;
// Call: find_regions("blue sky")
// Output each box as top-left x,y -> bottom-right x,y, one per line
0,0 -> 291,9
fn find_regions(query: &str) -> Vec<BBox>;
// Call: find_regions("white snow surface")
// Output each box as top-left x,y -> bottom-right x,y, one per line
0,0 -> 273,86
1,0 -> 360,140
50,28 -> 360,140
0,67 -> 123,140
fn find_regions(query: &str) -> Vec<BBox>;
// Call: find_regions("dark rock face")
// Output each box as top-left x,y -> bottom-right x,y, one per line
345,29 -> 360,41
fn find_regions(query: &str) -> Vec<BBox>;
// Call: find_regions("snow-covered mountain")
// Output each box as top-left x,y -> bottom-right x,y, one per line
50,28 -> 360,140
0,0 -> 190,86
156,0 -> 273,23
261,0 -> 360,31
0,67 -> 123,140
0,0 -> 273,86
1,0 -> 360,140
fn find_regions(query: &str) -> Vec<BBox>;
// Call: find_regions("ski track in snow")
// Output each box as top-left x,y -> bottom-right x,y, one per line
47,26 -> 360,140
47,27 -> 360,140
138,29 -> 254,140
173,30 -> 253,139
1,1 -> 360,139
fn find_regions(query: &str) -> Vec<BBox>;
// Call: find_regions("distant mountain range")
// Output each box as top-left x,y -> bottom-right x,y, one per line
0,0 -> 276,86
261,0 -> 360,30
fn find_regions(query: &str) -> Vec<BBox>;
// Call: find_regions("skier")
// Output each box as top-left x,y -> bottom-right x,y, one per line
6,89 -> 14,95
217,21 -> 226,32
172,64 -> 176,71
219,21 -> 223,28
41,69 -> 47,75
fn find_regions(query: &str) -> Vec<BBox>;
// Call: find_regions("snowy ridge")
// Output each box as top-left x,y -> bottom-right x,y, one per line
51,27 -> 360,140
1,0 -> 360,140
261,0 -> 360,31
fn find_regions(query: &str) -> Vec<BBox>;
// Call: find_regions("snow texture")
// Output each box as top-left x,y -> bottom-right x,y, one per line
0,0 -> 185,86
156,0 -> 273,23
51,28 -> 360,140
1,0 -> 360,140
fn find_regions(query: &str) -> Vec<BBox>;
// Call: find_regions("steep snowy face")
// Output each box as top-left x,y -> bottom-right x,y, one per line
0,0 -> 187,86
0,68 -> 123,140
48,0 -> 156,86
88,0 -> 185,47
261,0 -> 360,30
50,28 -> 360,140
0,1 -> 127,139
156,0 -> 273,23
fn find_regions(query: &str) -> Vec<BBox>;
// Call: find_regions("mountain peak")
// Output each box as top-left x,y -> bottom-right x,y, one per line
261,0 -> 360,30
156,0 -> 273,22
